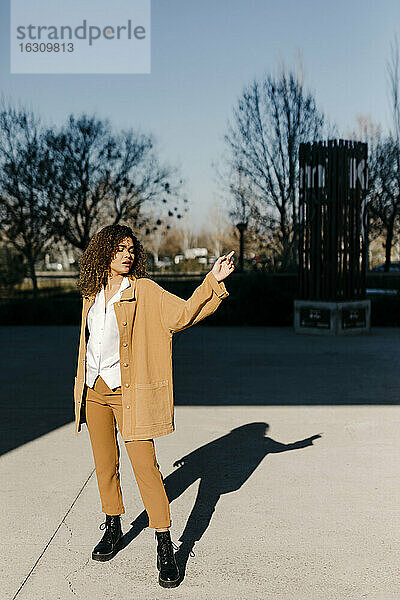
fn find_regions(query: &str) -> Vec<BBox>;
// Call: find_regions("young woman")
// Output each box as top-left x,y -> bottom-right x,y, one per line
73,224 -> 234,588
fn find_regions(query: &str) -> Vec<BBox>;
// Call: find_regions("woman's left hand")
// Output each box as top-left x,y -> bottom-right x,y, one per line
211,251 -> 235,282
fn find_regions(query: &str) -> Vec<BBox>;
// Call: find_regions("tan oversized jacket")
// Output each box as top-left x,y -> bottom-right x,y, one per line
73,270 -> 229,440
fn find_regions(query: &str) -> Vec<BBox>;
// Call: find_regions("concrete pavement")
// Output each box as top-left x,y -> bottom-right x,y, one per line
1,326 -> 400,599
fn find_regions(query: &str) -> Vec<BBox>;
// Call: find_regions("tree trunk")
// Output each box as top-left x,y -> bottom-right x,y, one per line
27,255 -> 39,299
291,189 -> 298,267
384,218 -> 395,272
152,250 -> 159,267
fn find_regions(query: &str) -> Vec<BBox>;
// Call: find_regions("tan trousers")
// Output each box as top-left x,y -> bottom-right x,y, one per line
84,375 -> 171,529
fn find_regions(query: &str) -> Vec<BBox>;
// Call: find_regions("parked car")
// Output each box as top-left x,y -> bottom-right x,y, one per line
371,262 -> 400,272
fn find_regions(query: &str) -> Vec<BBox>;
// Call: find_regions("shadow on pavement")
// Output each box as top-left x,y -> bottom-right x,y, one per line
2,325 -> 398,456
122,422 -> 321,584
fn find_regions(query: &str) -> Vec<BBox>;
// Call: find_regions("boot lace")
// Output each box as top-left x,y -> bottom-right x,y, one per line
158,538 -> 176,563
99,516 -> 121,531
99,521 -> 112,541
157,536 -> 195,559
99,519 -> 120,542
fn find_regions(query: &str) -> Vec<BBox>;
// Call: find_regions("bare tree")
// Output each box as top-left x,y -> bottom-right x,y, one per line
346,114 -> 382,144
223,63 -> 335,270
367,135 -> 400,270
359,37 -> 400,271
201,201 -> 231,258
44,113 -> 184,251
388,35 -> 400,145
0,104 -> 53,296
159,225 -> 183,259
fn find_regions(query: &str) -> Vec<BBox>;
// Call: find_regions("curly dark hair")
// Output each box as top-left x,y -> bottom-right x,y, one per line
76,224 -> 150,299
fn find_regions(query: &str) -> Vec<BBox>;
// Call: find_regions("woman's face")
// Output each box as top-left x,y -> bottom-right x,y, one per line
110,237 -> 135,275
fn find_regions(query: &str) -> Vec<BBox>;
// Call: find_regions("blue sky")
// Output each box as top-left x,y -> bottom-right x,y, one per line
1,0 -> 399,232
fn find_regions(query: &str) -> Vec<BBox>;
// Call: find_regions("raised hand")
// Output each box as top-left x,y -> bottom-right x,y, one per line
211,251 -> 235,282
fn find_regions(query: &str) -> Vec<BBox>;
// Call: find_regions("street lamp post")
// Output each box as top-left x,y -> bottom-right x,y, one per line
236,221 -> 248,272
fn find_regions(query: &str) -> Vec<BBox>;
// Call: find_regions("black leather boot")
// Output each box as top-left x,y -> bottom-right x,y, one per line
155,530 -> 180,587
92,515 -> 123,561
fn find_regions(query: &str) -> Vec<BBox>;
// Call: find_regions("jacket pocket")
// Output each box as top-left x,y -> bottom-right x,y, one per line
134,380 -> 171,427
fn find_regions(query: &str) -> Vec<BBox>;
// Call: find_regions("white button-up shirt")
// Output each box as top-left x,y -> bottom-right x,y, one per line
86,276 -> 130,390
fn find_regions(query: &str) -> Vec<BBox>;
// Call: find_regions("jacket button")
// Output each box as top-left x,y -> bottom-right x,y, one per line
126,405 -> 130,409
125,383 -> 130,387
123,363 -> 128,367
122,321 -> 127,326
123,343 -> 128,347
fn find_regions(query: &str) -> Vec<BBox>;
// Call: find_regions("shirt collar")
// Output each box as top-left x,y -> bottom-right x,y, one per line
119,276 -> 131,293
97,276 -> 131,307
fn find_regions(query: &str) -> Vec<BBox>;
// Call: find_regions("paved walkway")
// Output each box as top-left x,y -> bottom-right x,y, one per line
1,327 -> 399,599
